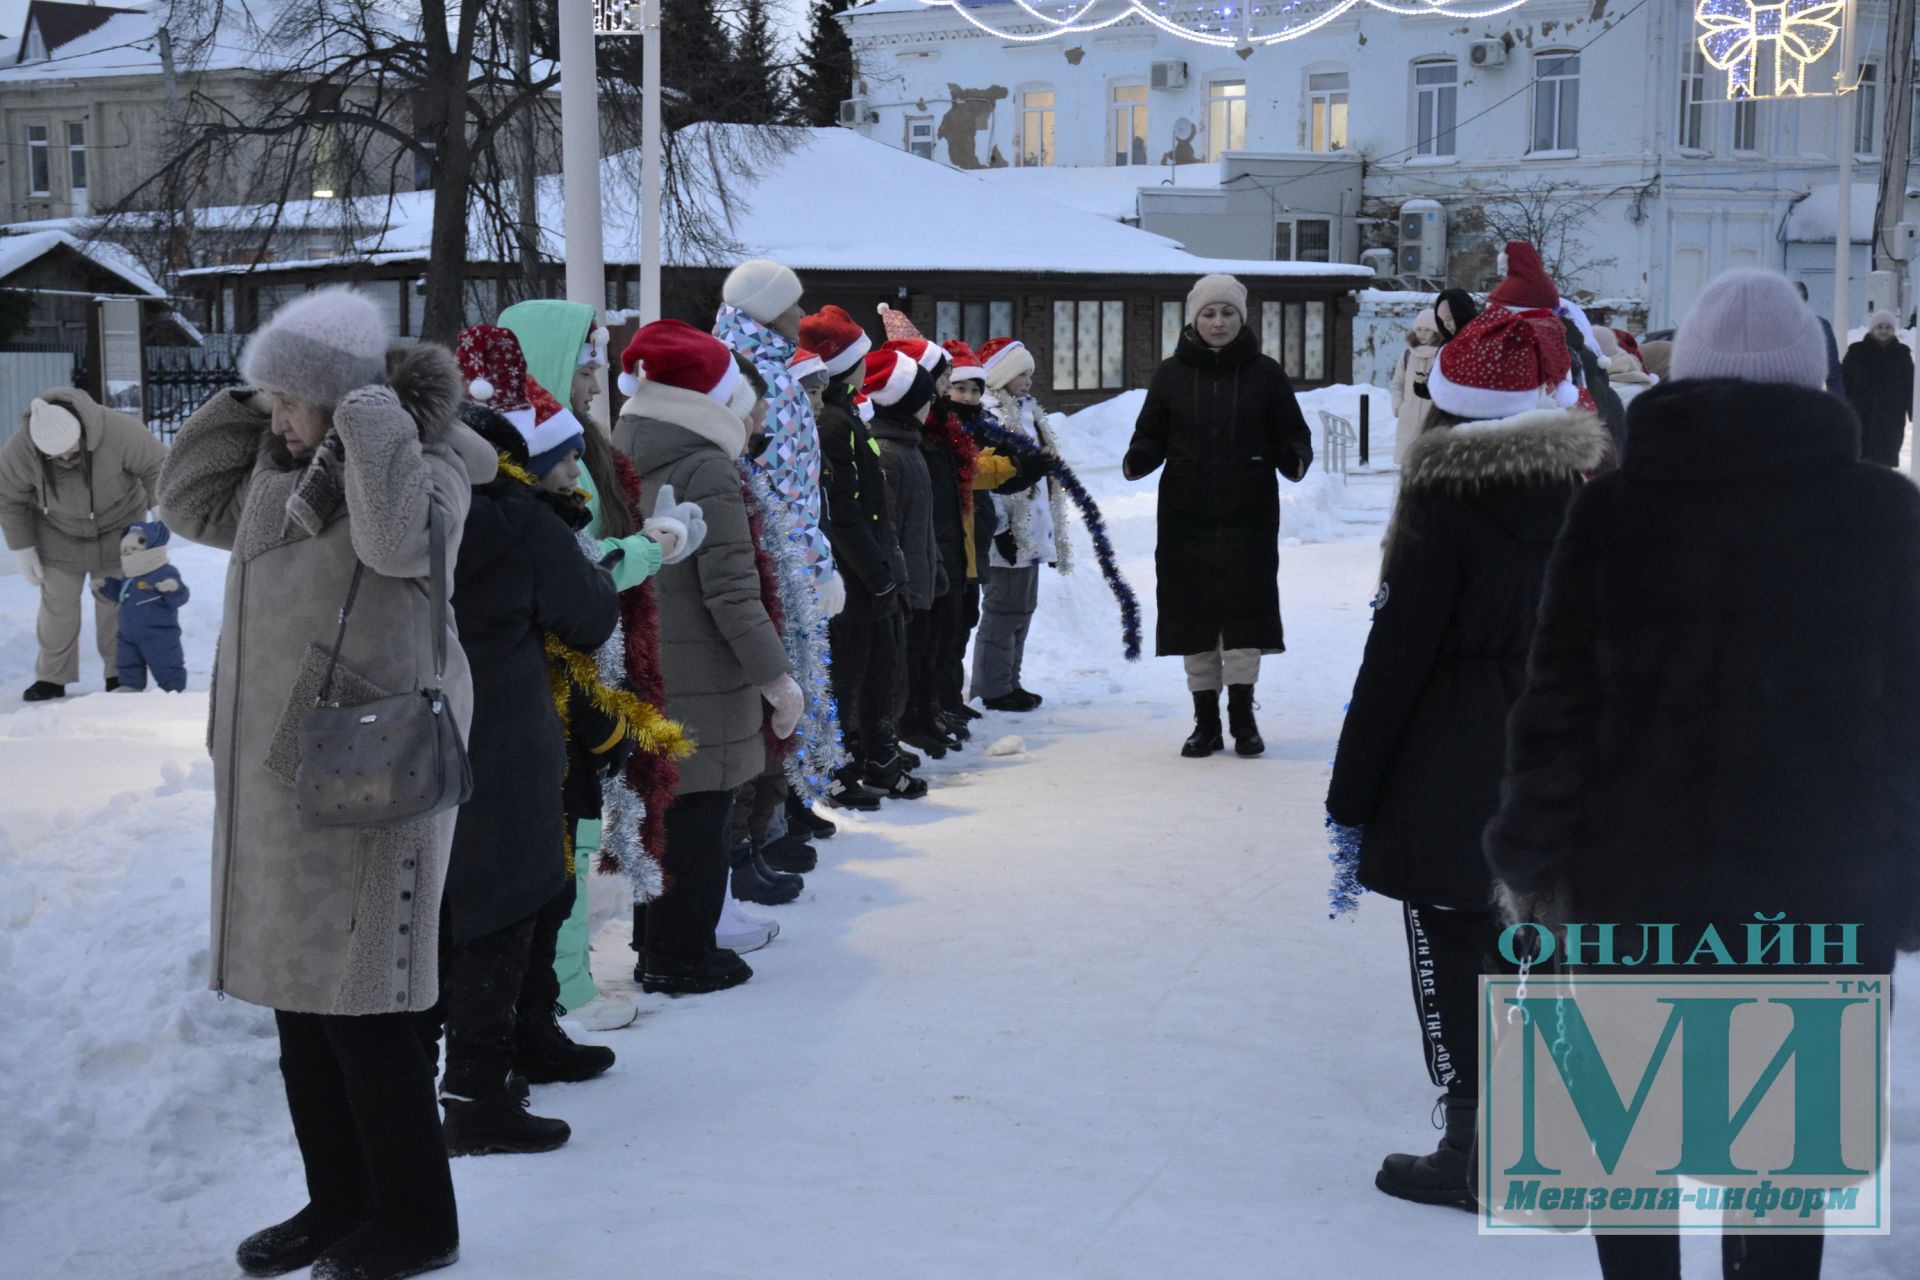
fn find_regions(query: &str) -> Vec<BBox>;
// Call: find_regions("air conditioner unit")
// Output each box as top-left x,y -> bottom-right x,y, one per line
1150,60 -> 1188,90
1469,39 -> 1507,68
1359,248 -> 1397,281
838,97 -> 871,128
1397,198 -> 1447,278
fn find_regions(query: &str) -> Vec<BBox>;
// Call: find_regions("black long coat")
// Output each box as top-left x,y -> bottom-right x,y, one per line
1326,408 -> 1607,910
1841,337 -> 1915,466
446,469 -> 619,944
921,413 -> 968,594
819,383 -> 897,616
1484,380 -> 1920,960
1125,326 -> 1313,656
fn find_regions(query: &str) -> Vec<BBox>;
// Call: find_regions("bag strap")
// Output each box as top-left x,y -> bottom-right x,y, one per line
315,501 -> 447,705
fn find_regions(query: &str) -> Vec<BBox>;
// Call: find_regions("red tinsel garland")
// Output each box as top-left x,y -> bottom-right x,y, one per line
925,406 -> 979,512
608,450 -> 679,874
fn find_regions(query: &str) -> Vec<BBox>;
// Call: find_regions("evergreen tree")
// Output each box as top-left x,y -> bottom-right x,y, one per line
660,0 -> 733,124
726,0 -> 791,125
793,0 -> 856,127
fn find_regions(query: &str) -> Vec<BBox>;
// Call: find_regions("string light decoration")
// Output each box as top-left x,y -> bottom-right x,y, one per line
913,1 -> 1533,49
1695,0 -> 1848,99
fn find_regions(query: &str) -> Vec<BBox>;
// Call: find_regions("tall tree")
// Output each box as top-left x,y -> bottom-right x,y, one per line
660,0 -> 734,125
793,0 -> 856,127
725,0 -> 791,126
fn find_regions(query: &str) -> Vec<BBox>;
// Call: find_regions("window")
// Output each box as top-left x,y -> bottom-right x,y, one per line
1207,80 -> 1247,161
1308,71 -> 1348,152
1295,219 -> 1331,263
1853,62 -> 1878,156
1531,52 -> 1580,153
1413,61 -> 1457,157
1259,300 -> 1328,381
311,125 -> 340,198
907,117 -> 936,160
1732,95 -> 1760,154
1161,300 -> 1183,358
1052,300 -> 1126,391
1678,47 -> 1709,151
66,123 -> 87,192
1019,89 -> 1055,166
1260,301 -> 1282,362
935,299 -> 1012,350
26,125 -> 50,196
1112,84 -> 1148,166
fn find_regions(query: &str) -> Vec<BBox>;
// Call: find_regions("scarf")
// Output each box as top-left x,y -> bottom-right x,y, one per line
284,430 -> 346,538
119,544 -> 169,578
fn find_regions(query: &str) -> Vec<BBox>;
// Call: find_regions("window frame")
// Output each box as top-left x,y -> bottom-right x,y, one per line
26,124 -> 50,196
1306,68 -> 1349,154
1529,50 -> 1581,156
66,121 -> 87,193
1111,80 -> 1150,167
1853,61 -> 1879,158
1018,86 -> 1056,167
1677,46 -> 1710,154
1206,78 -> 1247,162
1051,298 -> 1128,392
906,115 -> 937,160
1411,59 -> 1458,159
1732,94 -> 1762,156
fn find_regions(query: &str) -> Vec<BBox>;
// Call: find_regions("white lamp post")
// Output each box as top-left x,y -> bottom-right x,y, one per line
561,0 -> 665,326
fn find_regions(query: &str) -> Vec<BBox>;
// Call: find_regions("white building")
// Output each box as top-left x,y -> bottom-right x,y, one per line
839,0 -> 1920,330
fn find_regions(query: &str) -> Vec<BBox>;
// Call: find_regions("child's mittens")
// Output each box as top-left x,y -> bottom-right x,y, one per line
96,576 -> 122,603
647,484 -> 707,562
639,516 -> 689,566
156,579 -> 180,594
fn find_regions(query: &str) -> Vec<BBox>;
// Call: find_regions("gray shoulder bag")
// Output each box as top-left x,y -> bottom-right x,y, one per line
295,506 -> 473,828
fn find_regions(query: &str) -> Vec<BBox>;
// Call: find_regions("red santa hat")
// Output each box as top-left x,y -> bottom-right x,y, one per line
798,305 -> 872,376
876,302 -> 924,344
788,347 -> 827,384
861,349 -> 924,407
942,339 -> 986,384
455,324 -> 533,411
853,392 -> 874,423
1427,308 -> 1579,421
978,336 -> 1035,391
882,336 -> 948,374
617,318 -> 747,411
1486,241 -> 1560,312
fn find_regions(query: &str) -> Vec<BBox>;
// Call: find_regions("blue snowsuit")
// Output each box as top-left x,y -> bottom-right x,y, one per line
98,521 -> 188,692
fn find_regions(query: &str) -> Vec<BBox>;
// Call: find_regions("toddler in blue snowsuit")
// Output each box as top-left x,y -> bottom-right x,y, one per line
96,520 -> 189,692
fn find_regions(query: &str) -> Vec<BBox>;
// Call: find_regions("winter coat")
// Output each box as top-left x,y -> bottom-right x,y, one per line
921,417 -> 969,593
984,393 -> 1063,570
1390,342 -> 1439,465
0,388 -> 167,573
818,382 -> 897,612
870,407 -> 944,610
1819,315 -> 1847,396
1842,337 -> 1914,467
614,381 -> 789,795
955,401 -> 1019,581
1484,380 -> 1920,956
1566,319 -> 1627,465
100,563 -> 189,637
1125,325 -> 1313,656
157,344 -> 491,1015
1327,407 -> 1607,910
445,447 -> 619,944
713,306 -> 835,582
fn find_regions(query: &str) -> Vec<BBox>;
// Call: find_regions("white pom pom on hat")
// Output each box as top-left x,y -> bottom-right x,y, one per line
618,368 -> 641,396
469,377 -> 494,402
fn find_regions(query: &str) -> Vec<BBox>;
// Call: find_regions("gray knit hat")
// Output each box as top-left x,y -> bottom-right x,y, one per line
1671,269 -> 1827,391
240,287 -> 389,410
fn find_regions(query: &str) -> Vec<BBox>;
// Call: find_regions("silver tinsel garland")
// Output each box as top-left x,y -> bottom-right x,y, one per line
743,466 -> 847,801
576,528 -> 665,904
987,388 -> 1075,575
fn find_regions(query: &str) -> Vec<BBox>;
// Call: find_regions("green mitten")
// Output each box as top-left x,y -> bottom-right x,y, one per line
596,531 -> 664,590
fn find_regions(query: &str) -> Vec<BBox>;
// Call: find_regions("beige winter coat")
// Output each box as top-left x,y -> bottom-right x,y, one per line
613,382 -> 789,796
1390,343 -> 1440,466
0,388 -> 168,571
158,345 -> 494,1015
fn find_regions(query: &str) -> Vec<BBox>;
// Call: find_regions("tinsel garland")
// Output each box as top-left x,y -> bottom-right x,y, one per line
1326,816 -> 1367,921
586,597 -> 665,903
740,476 -> 794,766
969,413 -> 1143,662
924,405 -> 979,512
987,389 -> 1075,575
740,466 -> 847,800
608,451 -> 678,880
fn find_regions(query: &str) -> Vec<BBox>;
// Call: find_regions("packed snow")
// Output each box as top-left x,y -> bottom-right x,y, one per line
1,387 -> 1913,1278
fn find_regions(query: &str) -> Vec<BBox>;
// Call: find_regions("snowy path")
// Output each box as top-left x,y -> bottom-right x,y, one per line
2,392 -> 1915,1277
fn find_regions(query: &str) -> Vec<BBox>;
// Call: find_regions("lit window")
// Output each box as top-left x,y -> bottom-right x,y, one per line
1413,61 -> 1457,157
26,125 -> 50,196
1207,80 -> 1247,162
1308,72 -> 1348,153
1020,89 -> 1055,167
1531,52 -> 1580,153
1678,47 -> 1709,151
1112,84 -> 1149,166
1052,300 -> 1127,391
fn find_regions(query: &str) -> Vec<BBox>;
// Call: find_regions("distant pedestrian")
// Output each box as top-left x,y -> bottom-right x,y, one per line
1794,280 -> 1847,395
1842,310 -> 1914,466
1389,308 -> 1441,463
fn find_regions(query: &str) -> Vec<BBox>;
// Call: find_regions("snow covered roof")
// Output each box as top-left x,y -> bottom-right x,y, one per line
0,229 -> 168,298
971,164 -> 1223,224
1783,183 -> 1884,244
0,2 -> 270,81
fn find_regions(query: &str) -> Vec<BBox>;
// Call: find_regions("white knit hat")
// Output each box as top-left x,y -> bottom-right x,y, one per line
722,258 -> 804,326
1187,273 -> 1248,321
1672,269 -> 1828,391
240,287 -> 389,410
27,398 -> 82,455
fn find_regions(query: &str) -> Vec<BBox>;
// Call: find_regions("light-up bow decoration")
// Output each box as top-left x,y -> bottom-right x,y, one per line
910,2 -> 1534,50
1694,0 -> 1845,99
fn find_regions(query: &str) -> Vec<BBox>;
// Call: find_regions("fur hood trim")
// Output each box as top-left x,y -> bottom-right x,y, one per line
1401,408 -> 1608,495
381,343 -> 463,444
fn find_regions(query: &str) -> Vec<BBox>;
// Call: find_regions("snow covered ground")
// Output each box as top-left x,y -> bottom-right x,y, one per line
1,389 -> 1913,1278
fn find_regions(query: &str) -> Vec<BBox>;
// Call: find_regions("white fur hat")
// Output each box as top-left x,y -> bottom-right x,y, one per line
27,397 -> 82,455
240,286 -> 389,410
722,258 -> 804,326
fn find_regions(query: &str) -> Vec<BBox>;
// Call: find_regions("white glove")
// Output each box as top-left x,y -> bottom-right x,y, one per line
759,673 -> 803,740
649,484 -> 707,562
156,578 -> 180,594
817,570 -> 847,618
16,546 -> 43,587
640,516 -> 689,565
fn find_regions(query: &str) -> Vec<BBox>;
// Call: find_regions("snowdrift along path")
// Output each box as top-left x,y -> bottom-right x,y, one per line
0,391 -> 1913,1278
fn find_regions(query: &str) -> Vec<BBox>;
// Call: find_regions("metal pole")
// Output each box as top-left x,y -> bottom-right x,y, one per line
558,0 -> 605,320
1832,7 -> 1857,339
640,0 -> 664,324
1358,390 -> 1370,468
1908,227 -> 1920,482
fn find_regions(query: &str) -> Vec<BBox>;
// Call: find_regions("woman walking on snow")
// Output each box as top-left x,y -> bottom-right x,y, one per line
1842,309 -> 1915,467
1389,309 -> 1441,464
1125,273 -> 1313,758
158,288 -> 491,1280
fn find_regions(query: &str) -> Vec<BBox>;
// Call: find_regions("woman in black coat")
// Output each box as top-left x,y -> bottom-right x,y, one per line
427,399 -> 619,1155
1485,270 -> 1920,1280
1125,274 -> 1312,759
1326,307 -> 1607,1212
1841,311 -> 1914,466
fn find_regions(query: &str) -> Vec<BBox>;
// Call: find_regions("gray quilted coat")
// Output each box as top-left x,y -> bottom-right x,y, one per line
158,344 -> 495,1015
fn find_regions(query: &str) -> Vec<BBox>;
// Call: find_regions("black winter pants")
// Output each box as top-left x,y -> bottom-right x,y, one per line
828,600 -> 874,762
1400,902 -> 1505,1099
635,789 -> 734,962
864,606 -> 906,748
518,878 -> 575,1029
728,769 -> 788,848
942,583 -> 978,709
418,911 -> 538,1101
1595,1234 -> 1823,1280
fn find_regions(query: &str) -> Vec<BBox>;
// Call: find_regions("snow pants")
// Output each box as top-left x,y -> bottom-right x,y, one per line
417,908 -> 537,1101
828,594 -> 874,764
729,769 -> 789,849
633,790 -> 734,963
910,593 -> 962,721
1400,902 -> 1504,1100
861,607 -> 904,763
941,582 -> 979,711
552,820 -> 599,1013
35,563 -> 117,685
518,878 -> 575,1034
116,625 -> 187,692
1181,644 -> 1261,693
970,563 -> 1039,701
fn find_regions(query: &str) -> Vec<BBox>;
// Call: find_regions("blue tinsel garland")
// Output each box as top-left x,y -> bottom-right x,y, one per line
1325,815 -> 1366,921
968,415 -> 1143,662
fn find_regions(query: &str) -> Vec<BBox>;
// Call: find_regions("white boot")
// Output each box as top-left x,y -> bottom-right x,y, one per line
716,893 -> 779,954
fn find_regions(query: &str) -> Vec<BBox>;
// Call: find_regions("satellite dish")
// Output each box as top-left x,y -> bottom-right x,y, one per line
1173,117 -> 1197,142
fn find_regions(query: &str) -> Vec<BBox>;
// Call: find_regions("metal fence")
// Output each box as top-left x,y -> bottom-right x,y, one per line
0,344 -> 84,446
146,340 -> 242,441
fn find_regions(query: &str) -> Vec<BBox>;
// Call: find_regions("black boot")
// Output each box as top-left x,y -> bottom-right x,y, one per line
825,766 -> 882,811
980,690 -> 1040,712
786,794 -> 837,840
21,680 -> 64,702
752,845 -> 803,890
939,709 -> 972,742
759,831 -> 818,874
512,1011 -> 615,1085
1375,1095 -> 1478,1211
237,1058 -> 367,1276
1226,684 -> 1265,757
730,840 -> 801,906
862,752 -> 929,799
1181,690 -> 1224,759
310,1071 -> 459,1280
440,1086 -> 572,1157
639,946 -> 753,996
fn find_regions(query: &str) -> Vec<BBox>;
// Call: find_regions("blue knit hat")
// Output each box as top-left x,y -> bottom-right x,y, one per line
527,429 -> 585,481
126,519 -> 170,548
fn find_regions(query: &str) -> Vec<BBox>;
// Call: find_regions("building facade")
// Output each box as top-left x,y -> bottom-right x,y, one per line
841,0 -> 1919,329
